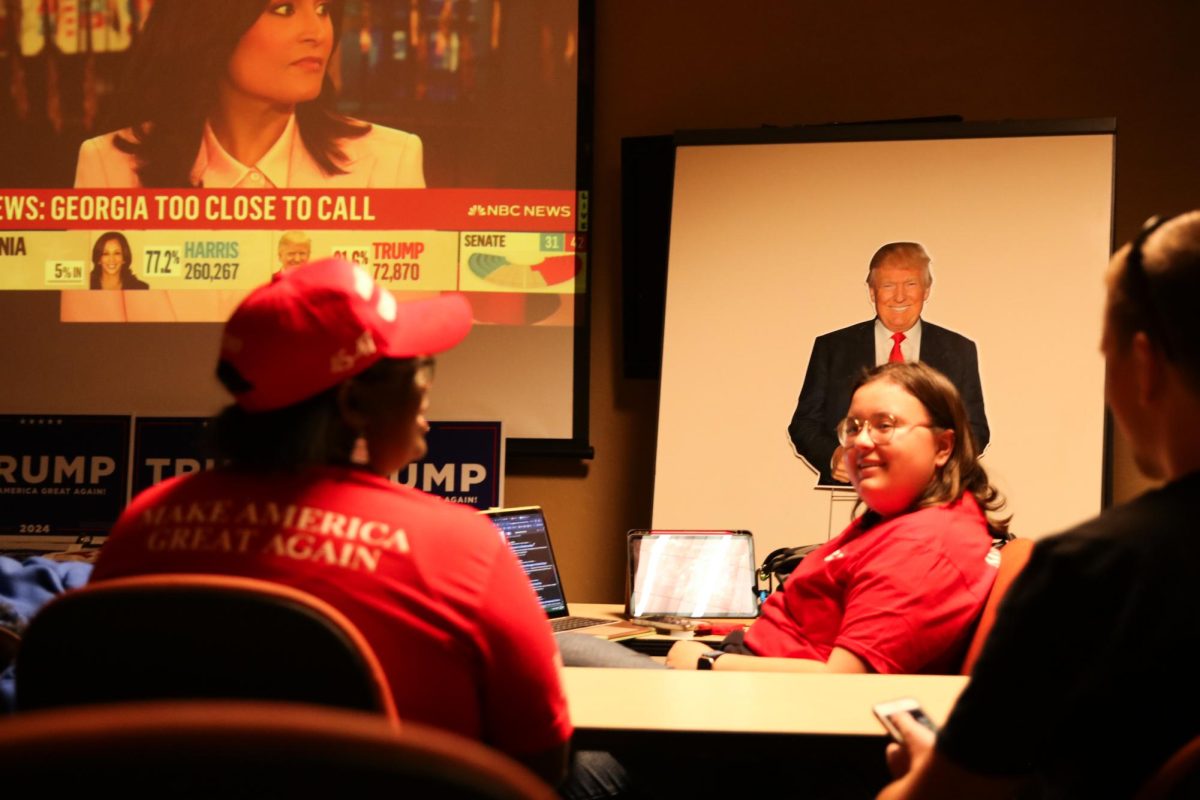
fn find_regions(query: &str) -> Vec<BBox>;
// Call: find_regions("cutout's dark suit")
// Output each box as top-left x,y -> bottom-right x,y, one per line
788,319 -> 989,485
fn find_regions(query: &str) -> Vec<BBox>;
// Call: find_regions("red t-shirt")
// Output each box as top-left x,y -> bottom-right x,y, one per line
744,494 -> 997,674
92,466 -> 572,758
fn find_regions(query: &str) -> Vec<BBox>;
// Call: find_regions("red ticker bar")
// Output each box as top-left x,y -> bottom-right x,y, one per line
0,189 -> 579,232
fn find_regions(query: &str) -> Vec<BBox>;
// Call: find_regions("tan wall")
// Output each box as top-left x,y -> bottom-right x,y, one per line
511,0 -> 1190,603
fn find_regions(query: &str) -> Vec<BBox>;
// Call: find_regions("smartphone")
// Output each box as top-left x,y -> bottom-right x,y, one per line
872,697 -> 939,744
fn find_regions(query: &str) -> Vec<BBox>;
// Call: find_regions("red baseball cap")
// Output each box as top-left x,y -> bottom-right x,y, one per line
219,258 -> 473,412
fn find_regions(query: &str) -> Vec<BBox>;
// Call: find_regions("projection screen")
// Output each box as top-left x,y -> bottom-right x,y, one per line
0,1 -> 591,455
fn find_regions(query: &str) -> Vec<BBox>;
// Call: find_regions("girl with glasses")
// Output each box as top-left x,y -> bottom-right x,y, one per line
665,360 -> 1009,675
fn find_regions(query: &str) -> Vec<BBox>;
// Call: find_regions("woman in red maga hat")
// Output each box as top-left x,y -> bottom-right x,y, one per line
92,259 -> 571,786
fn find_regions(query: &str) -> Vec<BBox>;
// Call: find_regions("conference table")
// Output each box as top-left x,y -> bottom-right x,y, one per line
563,604 -> 969,760
564,668 -> 967,748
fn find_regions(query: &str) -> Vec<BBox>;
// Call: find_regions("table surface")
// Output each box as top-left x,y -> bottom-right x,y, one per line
565,603 -> 969,738
563,668 -> 968,737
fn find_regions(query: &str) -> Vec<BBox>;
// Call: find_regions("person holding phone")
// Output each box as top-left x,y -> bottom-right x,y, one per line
74,0 -> 424,188
878,212 -> 1200,799
873,698 -> 939,746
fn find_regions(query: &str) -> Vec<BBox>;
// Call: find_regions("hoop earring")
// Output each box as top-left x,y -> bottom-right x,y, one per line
350,434 -> 370,466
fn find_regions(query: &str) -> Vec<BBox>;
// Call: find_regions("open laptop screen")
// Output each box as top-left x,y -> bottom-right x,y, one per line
482,507 -> 569,618
627,531 -> 759,618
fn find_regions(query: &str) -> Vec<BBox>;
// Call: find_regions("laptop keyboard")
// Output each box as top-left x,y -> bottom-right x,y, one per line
618,637 -> 675,656
550,616 -> 612,632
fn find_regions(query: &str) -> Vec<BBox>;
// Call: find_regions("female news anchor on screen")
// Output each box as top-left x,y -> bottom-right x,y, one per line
74,0 -> 424,189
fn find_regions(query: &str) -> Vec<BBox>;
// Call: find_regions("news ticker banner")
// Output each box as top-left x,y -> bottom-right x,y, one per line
0,415 -> 503,552
0,189 -> 586,296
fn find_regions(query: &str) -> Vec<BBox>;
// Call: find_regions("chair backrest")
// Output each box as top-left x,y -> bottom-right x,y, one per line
14,573 -> 397,722
1137,734 -> 1200,800
961,537 -> 1035,675
0,700 -> 556,799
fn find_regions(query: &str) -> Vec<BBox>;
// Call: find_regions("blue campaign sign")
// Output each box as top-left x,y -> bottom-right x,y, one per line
132,417 -> 215,496
0,415 -> 131,545
396,422 -> 503,510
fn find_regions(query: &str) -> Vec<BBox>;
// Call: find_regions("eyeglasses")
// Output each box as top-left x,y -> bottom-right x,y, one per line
1123,214 -> 1177,357
836,413 -> 935,447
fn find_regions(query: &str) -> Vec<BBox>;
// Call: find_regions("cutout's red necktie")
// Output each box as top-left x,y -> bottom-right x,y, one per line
889,331 -> 906,363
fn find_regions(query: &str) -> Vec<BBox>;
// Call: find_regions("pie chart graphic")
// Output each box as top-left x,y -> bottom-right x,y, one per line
467,253 -> 577,289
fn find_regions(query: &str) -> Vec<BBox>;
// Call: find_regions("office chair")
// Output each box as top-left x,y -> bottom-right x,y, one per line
14,573 -> 396,722
960,537 -> 1034,675
1137,734 -> 1200,800
0,699 -> 556,799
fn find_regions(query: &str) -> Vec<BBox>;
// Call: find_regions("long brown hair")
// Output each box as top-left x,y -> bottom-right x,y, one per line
850,361 -> 1010,533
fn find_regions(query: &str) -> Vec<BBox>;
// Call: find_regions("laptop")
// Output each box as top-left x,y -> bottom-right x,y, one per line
482,506 -> 649,638
625,530 -> 761,620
